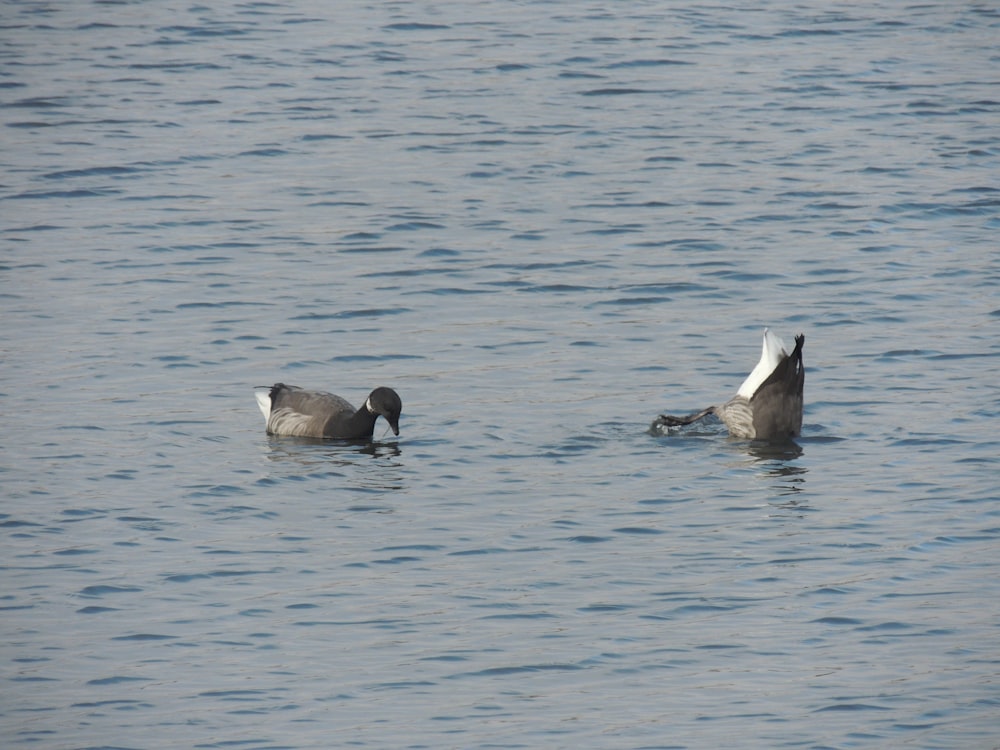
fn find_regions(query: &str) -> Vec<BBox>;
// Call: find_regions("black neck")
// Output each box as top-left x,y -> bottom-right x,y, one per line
324,405 -> 377,438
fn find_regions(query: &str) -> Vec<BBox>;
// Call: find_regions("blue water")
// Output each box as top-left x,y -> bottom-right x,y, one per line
3,2 -> 999,748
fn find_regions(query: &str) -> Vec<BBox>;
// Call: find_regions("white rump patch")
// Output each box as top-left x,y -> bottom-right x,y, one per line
736,328 -> 788,399
254,389 -> 272,422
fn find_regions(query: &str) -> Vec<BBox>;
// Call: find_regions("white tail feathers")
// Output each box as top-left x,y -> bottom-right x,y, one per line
736,328 -> 788,400
254,389 -> 272,422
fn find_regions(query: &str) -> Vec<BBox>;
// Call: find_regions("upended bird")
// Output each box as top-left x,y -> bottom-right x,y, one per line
255,383 -> 401,439
652,329 -> 804,440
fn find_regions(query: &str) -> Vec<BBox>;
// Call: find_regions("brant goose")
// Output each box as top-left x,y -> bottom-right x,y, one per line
255,383 -> 401,439
653,329 -> 804,440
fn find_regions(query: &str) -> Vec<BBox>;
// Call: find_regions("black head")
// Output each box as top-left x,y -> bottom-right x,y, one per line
367,387 -> 402,435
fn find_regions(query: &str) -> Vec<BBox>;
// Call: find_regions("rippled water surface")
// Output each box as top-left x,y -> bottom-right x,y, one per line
3,2 -> 999,748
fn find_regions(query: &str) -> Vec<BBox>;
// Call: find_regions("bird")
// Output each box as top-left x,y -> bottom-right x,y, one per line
653,329 -> 804,440
254,383 -> 401,439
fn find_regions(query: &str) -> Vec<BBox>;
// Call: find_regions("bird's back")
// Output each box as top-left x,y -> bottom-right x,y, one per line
265,384 -> 357,438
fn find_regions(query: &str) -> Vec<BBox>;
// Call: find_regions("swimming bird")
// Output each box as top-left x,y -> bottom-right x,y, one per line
254,383 -> 401,439
653,329 -> 804,440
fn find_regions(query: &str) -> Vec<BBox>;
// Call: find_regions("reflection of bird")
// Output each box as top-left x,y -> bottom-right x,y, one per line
254,383 -> 401,439
654,329 -> 804,440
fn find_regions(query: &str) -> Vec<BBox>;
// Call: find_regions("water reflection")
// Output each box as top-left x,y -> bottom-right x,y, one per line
259,437 -> 404,492
263,436 -> 401,461
745,439 -> 803,462
732,439 -> 808,498
761,463 -> 808,498
649,418 -> 810,498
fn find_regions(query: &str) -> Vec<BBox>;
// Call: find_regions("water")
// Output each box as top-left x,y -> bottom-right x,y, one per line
3,2 -> 999,748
